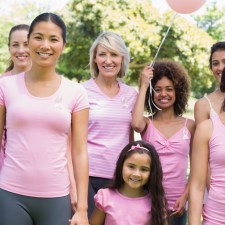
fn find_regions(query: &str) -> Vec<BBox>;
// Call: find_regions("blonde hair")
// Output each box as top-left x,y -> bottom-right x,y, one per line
89,31 -> 130,78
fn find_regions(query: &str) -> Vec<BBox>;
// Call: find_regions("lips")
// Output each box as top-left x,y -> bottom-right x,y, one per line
130,178 -> 141,182
103,65 -> 114,70
16,55 -> 29,60
158,99 -> 169,103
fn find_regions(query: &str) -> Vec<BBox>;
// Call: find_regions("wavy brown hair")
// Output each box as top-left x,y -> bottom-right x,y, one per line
144,59 -> 190,116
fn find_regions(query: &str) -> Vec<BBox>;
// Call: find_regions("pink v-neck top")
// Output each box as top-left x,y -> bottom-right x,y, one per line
142,119 -> 190,209
0,72 -> 89,197
202,116 -> 225,225
82,78 -> 137,179
94,188 -> 151,225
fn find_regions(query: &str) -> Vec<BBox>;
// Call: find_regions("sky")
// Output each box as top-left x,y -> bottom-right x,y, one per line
2,0 -> 224,12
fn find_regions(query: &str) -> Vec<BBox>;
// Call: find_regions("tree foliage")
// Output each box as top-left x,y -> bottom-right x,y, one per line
0,0 -> 218,97
194,1 -> 225,41
60,0 -> 214,97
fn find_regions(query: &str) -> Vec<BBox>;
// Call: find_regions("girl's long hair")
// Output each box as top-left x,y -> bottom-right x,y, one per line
110,140 -> 169,225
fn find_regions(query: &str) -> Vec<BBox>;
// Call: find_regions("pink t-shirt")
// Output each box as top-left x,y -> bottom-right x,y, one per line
142,119 -> 190,210
0,70 -> 12,171
94,188 -> 151,225
82,78 -> 137,179
202,116 -> 225,225
0,72 -> 89,197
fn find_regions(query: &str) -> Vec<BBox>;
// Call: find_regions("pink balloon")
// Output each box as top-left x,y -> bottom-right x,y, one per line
166,0 -> 207,14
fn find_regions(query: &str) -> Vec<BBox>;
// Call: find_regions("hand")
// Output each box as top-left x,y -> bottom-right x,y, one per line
69,210 -> 89,225
140,66 -> 154,89
170,194 -> 187,217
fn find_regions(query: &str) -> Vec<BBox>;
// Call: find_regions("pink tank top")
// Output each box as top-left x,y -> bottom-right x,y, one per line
142,118 -> 190,209
202,116 -> 225,225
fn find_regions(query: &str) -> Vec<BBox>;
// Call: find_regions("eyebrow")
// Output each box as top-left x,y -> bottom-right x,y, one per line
32,32 -> 60,38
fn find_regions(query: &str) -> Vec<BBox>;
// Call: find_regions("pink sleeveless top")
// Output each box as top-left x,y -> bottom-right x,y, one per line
202,116 -> 225,225
142,118 -> 190,210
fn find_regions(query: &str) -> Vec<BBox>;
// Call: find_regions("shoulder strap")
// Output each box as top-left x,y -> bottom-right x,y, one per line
204,96 -> 212,109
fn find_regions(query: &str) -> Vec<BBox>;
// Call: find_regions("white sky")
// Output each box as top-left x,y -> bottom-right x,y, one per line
1,0 -> 224,20
152,0 -> 225,15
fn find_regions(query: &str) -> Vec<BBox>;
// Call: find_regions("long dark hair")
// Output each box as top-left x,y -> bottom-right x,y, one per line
28,12 -> 66,44
5,24 -> 30,72
209,41 -> 225,69
111,140 -> 169,225
220,67 -> 225,111
144,59 -> 190,116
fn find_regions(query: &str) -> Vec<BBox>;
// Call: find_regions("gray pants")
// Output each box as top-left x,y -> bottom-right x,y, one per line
0,188 -> 72,225
88,176 -> 111,218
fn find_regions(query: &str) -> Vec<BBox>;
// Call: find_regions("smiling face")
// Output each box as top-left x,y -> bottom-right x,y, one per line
211,50 -> 225,82
153,76 -> 176,110
122,152 -> 151,195
28,21 -> 64,68
9,29 -> 31,71
94,45 -> 123,79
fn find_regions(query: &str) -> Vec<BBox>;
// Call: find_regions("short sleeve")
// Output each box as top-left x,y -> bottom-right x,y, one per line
94,189 -> 106,211
0,78 -> 6,106
69,81 -> 89,112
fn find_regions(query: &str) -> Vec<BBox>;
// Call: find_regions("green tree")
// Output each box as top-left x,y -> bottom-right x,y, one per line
194,1 -> 225,40
0,0 -> 65,74
60,0 -> 214,97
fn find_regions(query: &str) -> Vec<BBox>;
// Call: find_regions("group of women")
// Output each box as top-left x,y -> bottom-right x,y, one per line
0,12 -> 225,225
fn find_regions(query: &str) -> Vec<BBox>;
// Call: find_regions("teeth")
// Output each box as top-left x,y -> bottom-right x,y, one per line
17,56 -> 27,59
39,53 -> 50,57
130,178 -> 140,182
103,66 -> 114,69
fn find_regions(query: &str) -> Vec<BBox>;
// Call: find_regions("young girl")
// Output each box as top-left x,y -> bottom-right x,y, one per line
89,140 -> 169,225
132,59 -> 195,225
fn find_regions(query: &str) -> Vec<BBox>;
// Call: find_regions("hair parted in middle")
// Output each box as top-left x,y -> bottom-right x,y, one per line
111,140 -> 169,225
28,12 -> 67,44
6,24 -> 30,72
144,59 -> 190,116
89,31 -> 130,78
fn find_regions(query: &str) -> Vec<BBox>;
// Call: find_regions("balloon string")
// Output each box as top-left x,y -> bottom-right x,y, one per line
150,13 -> 177,68
148,13 -> 177,116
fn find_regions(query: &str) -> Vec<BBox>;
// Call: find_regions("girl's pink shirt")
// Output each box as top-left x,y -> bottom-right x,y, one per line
94,188 -> 151,225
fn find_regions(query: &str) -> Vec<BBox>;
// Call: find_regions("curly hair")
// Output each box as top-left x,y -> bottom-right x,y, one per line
111,140 -> 169,225
144,59 -> 190,116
